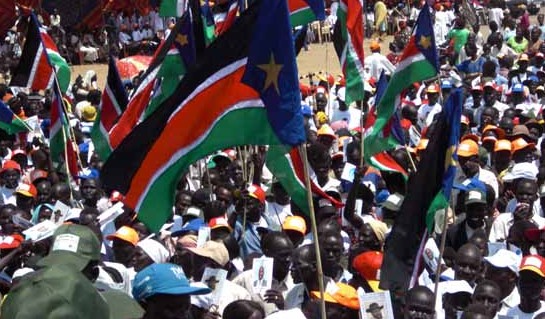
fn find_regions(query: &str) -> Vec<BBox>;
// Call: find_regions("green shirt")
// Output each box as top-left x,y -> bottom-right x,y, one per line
507,36 -> 529,54
448,28 -> 470,53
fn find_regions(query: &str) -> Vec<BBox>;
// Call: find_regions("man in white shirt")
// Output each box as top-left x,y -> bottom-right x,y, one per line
131,24 -> 142,42
364,41 -> 395,80
417,84 -> 442,128
490,178 -> 545,242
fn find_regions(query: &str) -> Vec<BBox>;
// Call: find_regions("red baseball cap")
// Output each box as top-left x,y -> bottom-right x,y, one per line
247,184 -> 266,204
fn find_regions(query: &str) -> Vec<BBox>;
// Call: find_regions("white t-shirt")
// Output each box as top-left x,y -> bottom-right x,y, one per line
506,301 -> 545,318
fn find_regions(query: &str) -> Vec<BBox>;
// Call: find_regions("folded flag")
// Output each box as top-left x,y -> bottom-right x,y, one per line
363,4 -> 438,164
332,0 -> 365,105
49,86 -> 78,177
266,145 -> 344,215
91,56 -> 128,161
10,14 -> 70,93
288,0 -> 325,27
0,101 -> 29,135
102,0 -> 305,232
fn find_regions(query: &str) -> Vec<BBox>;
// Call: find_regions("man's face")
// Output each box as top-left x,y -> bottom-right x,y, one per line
267,237 -> 293,281
2,169 -> 20,189
428,93 -> 439,105
174,194 -> 192,216
291,251 -> 315,284
81,179 -> 98,201
404,290 -> 435,319
215,187 -> 233,207
515,181 -> 538,206
130,246 -> 154,272
466,203 -> 487,229
272,183 -> 290,206
519,271 -> 545,301
358,223 -> 381,251
458,156 -> 480,178
312,158 -> 331,182
112,238 -> 135,265
480,108 -> 496,128
485,265 -> 517,299
472,284 -> 501,317
454,250 -> 481,284
483,90 -> 496,106
320,235 -> 343,268
36,181 -> 52,205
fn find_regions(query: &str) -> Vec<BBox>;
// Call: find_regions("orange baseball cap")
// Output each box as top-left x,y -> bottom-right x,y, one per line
0,234 -> 24,249
511,137 -> 536,154
457,139 -> 479,157
282,216 -> 307,235
461,133 -> 479,144
482,125 -> 506,139
15,183 -> 37,198
482,135 -> 497,145
370,40 -> 380,51
494,139 -> 512,152
209,216 -> 233,232
106,226 -> 139,246
1,160 -> 21,174
311,283 -> 360,310
520,255 -> 545,278
426,84 -> 440,93
247,184 -> 266,204
352,251 -> 383,292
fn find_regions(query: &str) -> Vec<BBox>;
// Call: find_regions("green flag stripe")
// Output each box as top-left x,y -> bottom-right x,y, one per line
136,106 -> 280,231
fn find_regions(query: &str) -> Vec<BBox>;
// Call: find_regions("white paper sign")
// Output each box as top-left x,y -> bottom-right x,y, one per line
97,202 -> 125,226
252,256 -> 274,295
341,162 -> 357,183
196,226 -> 210,248
23,220 -> 59,242
202,268 -> 228,306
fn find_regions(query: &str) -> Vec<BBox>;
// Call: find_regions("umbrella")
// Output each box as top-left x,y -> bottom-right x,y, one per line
116,55 -> 152,80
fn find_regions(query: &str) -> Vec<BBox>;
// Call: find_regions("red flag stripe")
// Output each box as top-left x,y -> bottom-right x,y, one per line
126,61 -> 259,200
289,147 -> 345,208
109,79 -> 155,148
345,0 -> 364,64
101,86 -> 122,131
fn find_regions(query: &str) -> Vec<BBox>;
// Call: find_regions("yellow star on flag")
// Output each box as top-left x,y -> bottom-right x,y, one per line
257,53 -> 283,94
444,145 -> 458,170
176,34 -> 188,46
418,35 -> 431,49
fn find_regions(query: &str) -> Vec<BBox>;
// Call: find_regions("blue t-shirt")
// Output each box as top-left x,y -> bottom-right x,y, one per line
456,57 -> 485,74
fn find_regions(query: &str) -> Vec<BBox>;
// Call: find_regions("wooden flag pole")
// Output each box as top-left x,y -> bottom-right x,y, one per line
299,143 -> 327,319
433,203 -> 450,305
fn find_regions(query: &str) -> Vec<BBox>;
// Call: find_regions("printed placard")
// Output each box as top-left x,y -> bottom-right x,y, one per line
358,289 -> 394,319
23,220 -> 59,242
201,268 -> 228,306
51,200 -> 71,225
97,202 -> 125,226
252,256 -> 274,295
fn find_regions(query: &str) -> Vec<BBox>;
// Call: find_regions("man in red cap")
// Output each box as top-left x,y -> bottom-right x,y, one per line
0,160 -> 22,205
229,184 -> 271,259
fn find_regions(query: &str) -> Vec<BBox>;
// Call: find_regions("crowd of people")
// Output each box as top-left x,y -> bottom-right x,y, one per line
4,0 -> 545,319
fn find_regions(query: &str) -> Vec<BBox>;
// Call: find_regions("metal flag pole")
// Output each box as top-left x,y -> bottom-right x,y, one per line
298,143 -> 327,319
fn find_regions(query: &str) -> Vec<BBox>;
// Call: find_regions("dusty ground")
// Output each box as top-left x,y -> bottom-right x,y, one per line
70,40 -> 356,88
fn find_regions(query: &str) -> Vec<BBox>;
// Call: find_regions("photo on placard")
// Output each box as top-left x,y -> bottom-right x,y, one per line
251,256 -> 273,294
201,268 -> 228,306
358,290 -> 394,319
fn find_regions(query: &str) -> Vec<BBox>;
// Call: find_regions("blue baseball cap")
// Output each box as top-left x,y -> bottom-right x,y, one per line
132,263 -> 210,301
441,80 -> 452,89
171,218 -> 205,237
511,83 -> 524,93
453,177 -> 487,194
301,104 -> 312,116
